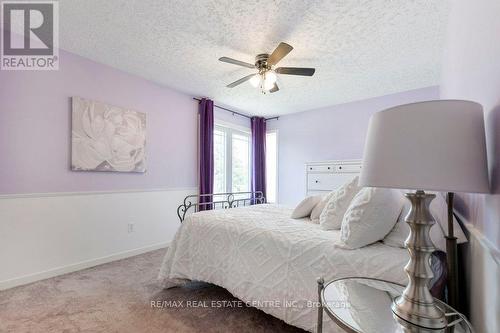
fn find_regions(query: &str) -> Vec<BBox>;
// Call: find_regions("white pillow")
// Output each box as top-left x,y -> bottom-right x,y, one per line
340,188 -> 403,249
291,195 -> 322,219
310,192 -> 334,221
383,191 -> 467,251
319,176 -> 361,230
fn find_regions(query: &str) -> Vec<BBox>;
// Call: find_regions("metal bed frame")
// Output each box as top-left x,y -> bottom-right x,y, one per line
177,191 -> 266,222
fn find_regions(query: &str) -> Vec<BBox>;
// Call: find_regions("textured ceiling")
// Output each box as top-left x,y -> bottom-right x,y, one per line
56,0 -> 449,116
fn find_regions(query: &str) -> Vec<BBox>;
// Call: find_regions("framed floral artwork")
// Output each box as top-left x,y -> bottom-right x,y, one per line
71,97 -> 146,172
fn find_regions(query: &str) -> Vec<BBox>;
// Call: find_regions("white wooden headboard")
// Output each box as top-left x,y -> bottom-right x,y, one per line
305,160 -> 362,196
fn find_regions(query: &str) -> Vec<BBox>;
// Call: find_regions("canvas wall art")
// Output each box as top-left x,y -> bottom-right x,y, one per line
71,97 -> 146,173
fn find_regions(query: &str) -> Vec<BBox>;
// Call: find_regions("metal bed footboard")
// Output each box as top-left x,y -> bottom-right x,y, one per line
177,191 -> 266,222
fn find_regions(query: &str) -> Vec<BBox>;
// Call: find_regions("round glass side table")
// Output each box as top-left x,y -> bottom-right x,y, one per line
317,277 -> 473,333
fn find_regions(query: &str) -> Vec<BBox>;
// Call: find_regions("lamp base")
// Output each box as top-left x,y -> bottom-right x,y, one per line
392,190 -> 447,329
392,295 -> 446,330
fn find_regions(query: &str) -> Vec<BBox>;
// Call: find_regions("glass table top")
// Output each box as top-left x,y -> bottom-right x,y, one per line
322,277 -> 472,333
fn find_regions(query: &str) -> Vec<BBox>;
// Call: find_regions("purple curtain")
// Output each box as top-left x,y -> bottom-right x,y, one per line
198,98 -> 214,211
251,117 -> 267,202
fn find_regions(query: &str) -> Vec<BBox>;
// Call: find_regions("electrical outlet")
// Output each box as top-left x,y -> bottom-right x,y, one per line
128,223 -> 134,233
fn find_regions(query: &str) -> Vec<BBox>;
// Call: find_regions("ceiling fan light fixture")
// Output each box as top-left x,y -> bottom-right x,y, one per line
219,42 -> 315,93
262,70 -> 277,91
265,70 -> 277,84
263,77 -> 275,91
249,74 -> 261,87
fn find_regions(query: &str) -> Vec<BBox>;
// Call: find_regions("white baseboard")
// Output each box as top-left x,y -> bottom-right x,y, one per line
0,242 -> 169,291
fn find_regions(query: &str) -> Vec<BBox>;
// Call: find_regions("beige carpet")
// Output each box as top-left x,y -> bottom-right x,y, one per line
0,249 -> 305,333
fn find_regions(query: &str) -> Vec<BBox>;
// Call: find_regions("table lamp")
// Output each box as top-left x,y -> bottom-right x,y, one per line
359,100 -> 489,329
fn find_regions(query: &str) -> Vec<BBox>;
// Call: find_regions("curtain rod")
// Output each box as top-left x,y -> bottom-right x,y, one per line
193,97 -> 279,121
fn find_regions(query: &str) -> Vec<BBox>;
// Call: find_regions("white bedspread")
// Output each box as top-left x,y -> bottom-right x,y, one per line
158,204 -> 409,332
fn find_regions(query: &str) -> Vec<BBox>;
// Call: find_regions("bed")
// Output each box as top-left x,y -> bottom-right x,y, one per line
159,160 -> 451,332
158,204 -> 412,332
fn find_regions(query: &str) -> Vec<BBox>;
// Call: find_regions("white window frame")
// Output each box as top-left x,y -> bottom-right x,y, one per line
266,129 -> 279,203
214,121 -> 252,194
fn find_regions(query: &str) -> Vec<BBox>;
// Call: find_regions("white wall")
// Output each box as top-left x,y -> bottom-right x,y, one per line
440,1 -> 500,332
0,188 -> 195,290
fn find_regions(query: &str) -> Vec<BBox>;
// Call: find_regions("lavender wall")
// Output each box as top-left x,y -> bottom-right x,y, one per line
267,86 -> 440,205
0,49 -> 198,195
214,107 -> 251,129
441,0 -> 500,249
440,3 -> 499,330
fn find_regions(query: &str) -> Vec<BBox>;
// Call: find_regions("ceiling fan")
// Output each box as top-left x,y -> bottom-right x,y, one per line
219,42 -> 315,94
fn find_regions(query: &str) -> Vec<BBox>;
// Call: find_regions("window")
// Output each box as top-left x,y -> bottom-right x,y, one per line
266,130 -> 278,203
213,128 -> 227,194
231,132 -> 250,193
214,123 -> 251,194
214,123 -> 278,204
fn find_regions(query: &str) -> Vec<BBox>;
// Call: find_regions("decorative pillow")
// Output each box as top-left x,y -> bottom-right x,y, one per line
339,188 -> 403,249
291,195 -> 322,219
319,176 -> 361,230
383,191 -> 467,252
309,217 -> 321,224
382,215 -> 410,248
310,192 -> 334,221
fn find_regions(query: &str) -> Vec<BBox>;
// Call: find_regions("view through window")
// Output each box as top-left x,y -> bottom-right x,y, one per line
266,131 -> 278,203
213,127 -> 227,194
214,124 -> 251,196
214,124 -> 278,204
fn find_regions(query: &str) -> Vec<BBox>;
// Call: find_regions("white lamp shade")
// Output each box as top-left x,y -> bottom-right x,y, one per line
359,100 -> 489,193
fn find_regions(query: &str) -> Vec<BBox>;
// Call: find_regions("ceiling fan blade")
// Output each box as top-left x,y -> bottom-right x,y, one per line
276,67 -> 315,76
219,57 -> 255,69
269,83 -> 279,93
268,42 -> 293,65
227,74 -> 256,88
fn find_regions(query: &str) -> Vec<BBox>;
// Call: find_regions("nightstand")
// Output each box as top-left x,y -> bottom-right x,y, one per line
316,277 -> 473,333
